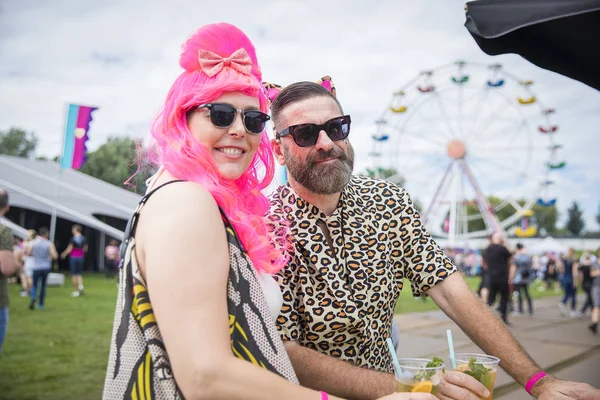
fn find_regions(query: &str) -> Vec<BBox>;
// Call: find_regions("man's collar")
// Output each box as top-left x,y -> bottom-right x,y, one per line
279,180 -> 355,220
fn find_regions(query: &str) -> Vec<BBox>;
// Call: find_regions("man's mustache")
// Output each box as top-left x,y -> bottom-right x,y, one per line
309,147 -> 347,164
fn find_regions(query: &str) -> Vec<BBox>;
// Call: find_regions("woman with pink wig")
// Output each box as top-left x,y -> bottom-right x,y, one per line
103,23 -> 414,400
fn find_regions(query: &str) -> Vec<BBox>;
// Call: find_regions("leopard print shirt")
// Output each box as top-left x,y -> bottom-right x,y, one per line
267,176 -> 456,372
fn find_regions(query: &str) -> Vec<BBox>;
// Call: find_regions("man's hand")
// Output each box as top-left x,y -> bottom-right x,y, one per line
438,370 -> 489,400
533,376 -> 600,400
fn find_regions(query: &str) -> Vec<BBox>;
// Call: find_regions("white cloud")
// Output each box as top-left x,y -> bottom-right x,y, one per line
1,0 -> 599,230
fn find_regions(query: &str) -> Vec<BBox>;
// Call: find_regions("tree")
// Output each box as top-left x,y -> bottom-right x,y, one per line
0,127 -> 38,157
462,196 -> 517,233
80,136 -> 154,194
532,202 -> 559,235
36,155 -> 60,162
565,201 -> 585,236
597,202 -> 600,230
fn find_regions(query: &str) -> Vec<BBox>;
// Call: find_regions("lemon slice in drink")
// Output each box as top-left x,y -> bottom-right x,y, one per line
456,364 -> 471,372
411,381 -> 433,393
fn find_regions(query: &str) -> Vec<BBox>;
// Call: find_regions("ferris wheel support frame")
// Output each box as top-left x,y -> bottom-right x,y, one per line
422,162 -> 453,226
448,162 -> 460,246
458,159 -> 504,234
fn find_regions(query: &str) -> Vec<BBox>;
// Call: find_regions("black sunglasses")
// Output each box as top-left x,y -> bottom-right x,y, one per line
195,103 -> 270,135
276,115 -> 351,147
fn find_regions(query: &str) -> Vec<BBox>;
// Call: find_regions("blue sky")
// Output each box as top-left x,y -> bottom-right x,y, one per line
1,0 -> 599,231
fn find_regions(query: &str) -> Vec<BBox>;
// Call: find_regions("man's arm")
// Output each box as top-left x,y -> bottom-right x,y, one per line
285,337 -> 489,400
49,243 -> 59,260
0,228 -> 16,276
428,274 -> 540,384
509,262 -> 516,284
284,341 -> 396,400
60,244 -> 72,259
0,249 -> 16,276
427,272 -> 599,398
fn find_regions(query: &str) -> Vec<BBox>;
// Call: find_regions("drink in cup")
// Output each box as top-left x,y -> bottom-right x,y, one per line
395,357 -> 444,395
454,353 -> 500,400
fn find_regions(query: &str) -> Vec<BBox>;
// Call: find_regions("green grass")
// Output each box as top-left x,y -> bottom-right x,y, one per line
0,273 -> 560,399
0,274 -> 117,400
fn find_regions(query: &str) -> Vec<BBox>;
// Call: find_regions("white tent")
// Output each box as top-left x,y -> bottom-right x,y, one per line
530,236 -> 569,255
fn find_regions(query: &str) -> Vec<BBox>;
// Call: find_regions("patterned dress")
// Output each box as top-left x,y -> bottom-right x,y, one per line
104,181 -> 298,399
267,176 -> 457,372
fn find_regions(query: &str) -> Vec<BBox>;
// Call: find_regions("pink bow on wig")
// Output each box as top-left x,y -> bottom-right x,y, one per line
198,48 -> 253,77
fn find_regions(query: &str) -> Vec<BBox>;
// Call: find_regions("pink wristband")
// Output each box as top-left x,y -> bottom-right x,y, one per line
525,372 -> 547,394
319,391 -> 329,400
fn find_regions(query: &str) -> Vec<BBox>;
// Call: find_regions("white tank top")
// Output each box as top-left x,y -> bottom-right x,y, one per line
256,272 -> 284,322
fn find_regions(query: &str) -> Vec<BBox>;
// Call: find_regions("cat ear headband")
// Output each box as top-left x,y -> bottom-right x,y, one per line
262,75 -> 336,102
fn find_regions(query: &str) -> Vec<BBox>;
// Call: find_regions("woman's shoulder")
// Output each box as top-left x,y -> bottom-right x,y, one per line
146,180 -> 216,208
139,180 -> 222,232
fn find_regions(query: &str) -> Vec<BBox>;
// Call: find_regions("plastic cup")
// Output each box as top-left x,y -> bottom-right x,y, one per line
454,353 -> 500,400
395,358 -> 444,395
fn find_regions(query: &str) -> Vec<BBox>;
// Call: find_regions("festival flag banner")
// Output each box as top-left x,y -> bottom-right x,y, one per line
60,104 -> 98,169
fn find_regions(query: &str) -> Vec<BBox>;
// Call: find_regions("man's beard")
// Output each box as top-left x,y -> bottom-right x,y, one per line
283,141 -> 354,195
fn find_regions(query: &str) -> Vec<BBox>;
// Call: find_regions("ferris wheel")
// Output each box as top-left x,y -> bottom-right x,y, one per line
369,61 -> 565,245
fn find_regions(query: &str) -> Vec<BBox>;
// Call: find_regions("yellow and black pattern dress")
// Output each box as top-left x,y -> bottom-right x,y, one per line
103,181 -> 298,399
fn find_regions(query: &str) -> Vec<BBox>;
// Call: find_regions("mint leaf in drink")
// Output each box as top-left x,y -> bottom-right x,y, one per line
462,357 -> 491,387
413,357 -> 444,380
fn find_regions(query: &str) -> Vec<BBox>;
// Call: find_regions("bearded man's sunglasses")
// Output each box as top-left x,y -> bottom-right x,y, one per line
276,115 -> 351,147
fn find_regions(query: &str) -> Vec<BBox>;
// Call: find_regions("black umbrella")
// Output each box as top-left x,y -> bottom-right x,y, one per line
464,0 -> 600,90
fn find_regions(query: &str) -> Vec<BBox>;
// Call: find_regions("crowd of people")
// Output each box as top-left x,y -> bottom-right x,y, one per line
447,236 -> 600,333
1,22 -> 599,400
0,189 -> 122,354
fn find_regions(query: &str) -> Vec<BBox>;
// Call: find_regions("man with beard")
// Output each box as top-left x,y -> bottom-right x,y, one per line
266,81 -> 600,400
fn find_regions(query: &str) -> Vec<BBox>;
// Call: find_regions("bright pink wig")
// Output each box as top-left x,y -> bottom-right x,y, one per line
150,23 -> 285,274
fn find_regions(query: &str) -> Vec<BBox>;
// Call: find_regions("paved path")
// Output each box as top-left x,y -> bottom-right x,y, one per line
394,295 -> 600,398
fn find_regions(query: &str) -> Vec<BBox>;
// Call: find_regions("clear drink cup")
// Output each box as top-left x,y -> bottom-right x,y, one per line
395,357 -> 444,395
454,353 -> 500,400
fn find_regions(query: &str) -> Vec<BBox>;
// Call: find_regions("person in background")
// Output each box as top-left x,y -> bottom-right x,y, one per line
0,189 -> 17,354
477,235 -> 492,304
578,254 -> 594,317
27,227 -> 58,310
13,236 -> 26,296
21,229 -> 37,298
104,239 -> 119,280
482,232 -> 513,324
544,253 -> 559,292
60,224 -> 87,297
580,250 -> 597,265
559,248 -> 579,317
531,254 -> 541,282
589,250 -> 600,334
512,243 -> 533,316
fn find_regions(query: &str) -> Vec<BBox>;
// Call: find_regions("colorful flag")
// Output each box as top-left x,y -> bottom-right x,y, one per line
61,104 -> 98,169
